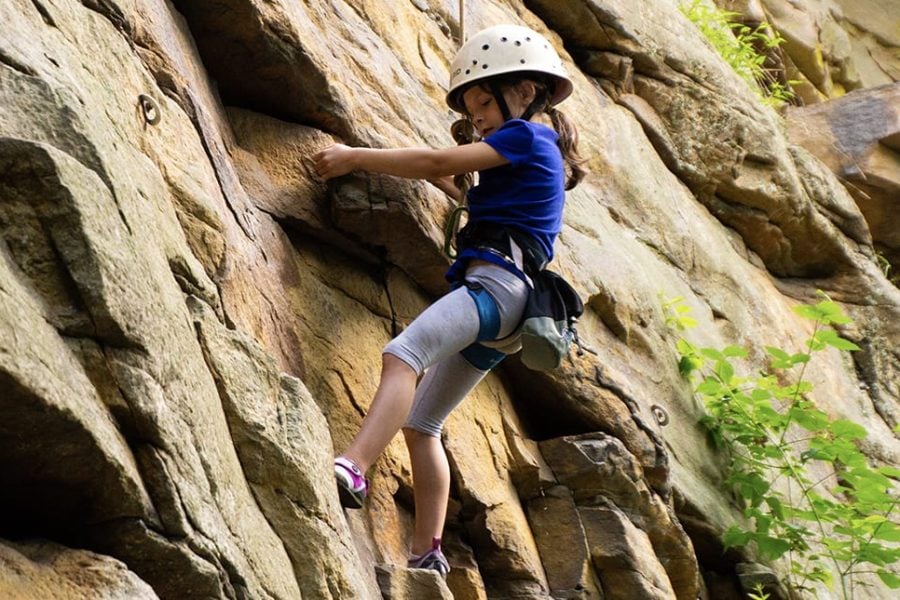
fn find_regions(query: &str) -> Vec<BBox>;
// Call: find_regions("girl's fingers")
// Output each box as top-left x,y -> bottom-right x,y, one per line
313,144 -> 347,180
314,152 -> 330,179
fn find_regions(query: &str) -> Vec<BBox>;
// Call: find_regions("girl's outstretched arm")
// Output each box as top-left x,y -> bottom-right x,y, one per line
313,142 -> 507,182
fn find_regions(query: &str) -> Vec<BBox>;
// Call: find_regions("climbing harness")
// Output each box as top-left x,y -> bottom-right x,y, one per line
138,94 -> 160,126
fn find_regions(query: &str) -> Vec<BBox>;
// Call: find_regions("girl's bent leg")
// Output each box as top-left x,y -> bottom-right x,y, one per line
342,353 -> 418,473
401,353 -> 490,555
403,427 -> 450,556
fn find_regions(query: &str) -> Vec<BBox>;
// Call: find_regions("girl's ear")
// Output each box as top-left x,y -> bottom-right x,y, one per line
516,80 -> 537,104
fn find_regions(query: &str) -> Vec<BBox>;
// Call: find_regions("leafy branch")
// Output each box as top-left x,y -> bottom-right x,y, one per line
679,0 -> 797,107
662,292 -> 900,597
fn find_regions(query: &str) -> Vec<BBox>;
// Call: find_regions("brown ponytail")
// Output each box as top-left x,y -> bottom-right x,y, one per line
547,106 -> 587,190
448,75 -> 587,199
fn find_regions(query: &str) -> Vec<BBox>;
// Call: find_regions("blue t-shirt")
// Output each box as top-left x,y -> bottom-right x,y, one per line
469,119 -> 565,260
446,119 -> 565,284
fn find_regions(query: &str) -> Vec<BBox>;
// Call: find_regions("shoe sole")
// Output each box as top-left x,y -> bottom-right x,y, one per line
408,556 -> 450,578
338,483 -> 365,509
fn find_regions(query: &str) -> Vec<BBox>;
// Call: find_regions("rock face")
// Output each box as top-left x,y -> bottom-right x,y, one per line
719,0 -> 900,102
0,540 -> 158,600
786,83 -> 900,281
0,1 -> 897,599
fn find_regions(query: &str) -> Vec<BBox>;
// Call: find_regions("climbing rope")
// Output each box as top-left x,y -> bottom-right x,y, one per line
459,0 -> 465,45
442,0 -> 468,259
443,204 -> 468,258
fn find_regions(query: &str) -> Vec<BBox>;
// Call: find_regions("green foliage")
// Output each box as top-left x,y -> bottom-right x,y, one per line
875,253 -> 891,278
748,582 -> 771,600
679,0 -> 795,106
663,292 -> 900,598
875,253 -> 900,288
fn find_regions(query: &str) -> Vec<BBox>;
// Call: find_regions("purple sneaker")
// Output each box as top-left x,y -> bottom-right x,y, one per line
334,457 -> 369,509
407,538 -> 450,578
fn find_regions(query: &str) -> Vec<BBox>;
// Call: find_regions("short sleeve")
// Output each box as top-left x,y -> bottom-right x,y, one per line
482,119 -> 535,166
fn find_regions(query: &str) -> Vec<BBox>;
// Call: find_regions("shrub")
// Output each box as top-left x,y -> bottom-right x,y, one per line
663,292 -> 900,597
679,0 -> 795,106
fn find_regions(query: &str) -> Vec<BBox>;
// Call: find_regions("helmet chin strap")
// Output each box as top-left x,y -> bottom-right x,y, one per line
488,81 -> 551,123
488,81 -> 513,122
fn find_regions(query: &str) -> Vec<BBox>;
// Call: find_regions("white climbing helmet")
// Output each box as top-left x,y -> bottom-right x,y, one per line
447,24 -> 573,113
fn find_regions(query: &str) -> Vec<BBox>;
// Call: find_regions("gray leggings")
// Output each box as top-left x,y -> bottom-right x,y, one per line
384,264 -> 528,437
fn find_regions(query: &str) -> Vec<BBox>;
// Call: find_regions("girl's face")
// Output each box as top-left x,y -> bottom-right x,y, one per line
462,81 -> 536,138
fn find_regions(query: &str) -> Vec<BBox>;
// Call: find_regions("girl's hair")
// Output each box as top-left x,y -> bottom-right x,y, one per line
451,118 -> 477,200
450,74 -> 586,199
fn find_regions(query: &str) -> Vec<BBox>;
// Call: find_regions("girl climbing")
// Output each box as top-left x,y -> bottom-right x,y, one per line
313,24 -> 585,578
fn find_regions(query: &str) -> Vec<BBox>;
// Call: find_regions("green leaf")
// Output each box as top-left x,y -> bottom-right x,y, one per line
765,496 -> 785,520
807,336 -> 827,352
873,521 -> 900,542
877,570 -> 900,589
723,345 -> 748,358
722,525 -> 750,549
785,381 -> 813,396
678,355 -> 702,377
877,465 -> 900,478
793,304 -> 823,321
814,329 -> 861,351
845,465 -> 892,490
789,406 -> 830,432
701,348 -> 724,361
696,378 -> 723,396
790,352 -> 811,365
755,405 -> 783,428
809,566 -> 835,589
676,338 -> 695,355
830,419 -> 867,440
765,346 -> 793,368
715,359 -> 734,383
750,388 -> 772,402
756,535 -> 792,560
679,315 -> 698,329
815,299 -> 852,324
738,472 -> 771,505
857,542 -> 899,565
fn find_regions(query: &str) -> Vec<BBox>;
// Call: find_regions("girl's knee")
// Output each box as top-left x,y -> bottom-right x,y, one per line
402,426 -> 439,444
382,353 -> 417,379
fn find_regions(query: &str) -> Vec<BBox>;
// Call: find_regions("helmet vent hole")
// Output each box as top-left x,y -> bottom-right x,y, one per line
526,37 -> 532,41
465,69 -> 471,74
515,40 -> 522,46
482,64 -> 489,69
501,37 -> 508,42
472,59 -> 478,65
482,44 -> 489,50
520,59 -> 526,64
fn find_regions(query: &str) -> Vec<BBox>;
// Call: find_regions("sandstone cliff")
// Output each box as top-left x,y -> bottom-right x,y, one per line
0,1 -> 898,599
